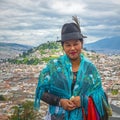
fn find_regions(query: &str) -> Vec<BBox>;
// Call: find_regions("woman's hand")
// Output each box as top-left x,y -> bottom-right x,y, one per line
60,99 -> 76,111
70,96 -> 81,108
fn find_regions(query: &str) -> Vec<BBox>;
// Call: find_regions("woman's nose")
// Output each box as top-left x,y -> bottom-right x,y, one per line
71,45 -> 75,50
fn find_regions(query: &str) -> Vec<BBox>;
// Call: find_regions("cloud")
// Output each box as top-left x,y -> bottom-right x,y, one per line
0,0 -> 120,46
50,0 -> 86,15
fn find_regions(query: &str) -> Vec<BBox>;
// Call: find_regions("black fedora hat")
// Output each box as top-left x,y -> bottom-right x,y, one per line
57,16 -> 87,42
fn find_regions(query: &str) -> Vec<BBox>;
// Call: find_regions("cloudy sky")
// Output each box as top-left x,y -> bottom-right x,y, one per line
0,0 -> 120,46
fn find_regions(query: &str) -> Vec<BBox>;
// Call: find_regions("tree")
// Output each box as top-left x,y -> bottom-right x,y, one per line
10,101 -> 38,120
0,95 -> 6,101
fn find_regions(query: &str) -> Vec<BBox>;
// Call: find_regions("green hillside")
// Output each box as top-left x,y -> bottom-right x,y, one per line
8,41 -> 63,65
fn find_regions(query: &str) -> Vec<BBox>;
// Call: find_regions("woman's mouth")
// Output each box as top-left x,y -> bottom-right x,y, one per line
70,52 -> 76,55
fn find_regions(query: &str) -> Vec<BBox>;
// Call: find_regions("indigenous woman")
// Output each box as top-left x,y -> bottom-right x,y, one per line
34,16 -> 112,120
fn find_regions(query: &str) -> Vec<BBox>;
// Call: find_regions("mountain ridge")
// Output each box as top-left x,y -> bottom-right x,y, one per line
85,36 -> 120,54
0,42 -> 33,49
0,42 -> 33,59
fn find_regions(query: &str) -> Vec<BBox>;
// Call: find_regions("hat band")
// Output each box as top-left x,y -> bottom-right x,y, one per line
62,32 -> 83,41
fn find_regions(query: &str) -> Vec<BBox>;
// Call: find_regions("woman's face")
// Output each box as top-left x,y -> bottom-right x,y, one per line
63,40 -> 83,60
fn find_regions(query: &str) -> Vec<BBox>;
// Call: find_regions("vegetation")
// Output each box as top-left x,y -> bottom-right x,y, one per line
10,101 -> 38,120
36,41 -> 60,50
0,95 -> 6,101
111,89 -> 118,95
41,56 -> 59,63
8,55 -> 59,65
7,41 -> 61,65
8,57 -> 41,65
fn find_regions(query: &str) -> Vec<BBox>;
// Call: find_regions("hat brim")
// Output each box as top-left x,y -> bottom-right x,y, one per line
57,33 -> 87,42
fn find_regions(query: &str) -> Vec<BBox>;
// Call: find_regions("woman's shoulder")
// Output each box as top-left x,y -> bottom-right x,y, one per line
81,54 -> 92,64
81,54 -> 96,68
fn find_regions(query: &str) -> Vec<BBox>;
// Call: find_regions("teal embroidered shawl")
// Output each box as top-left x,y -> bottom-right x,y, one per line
34,54 -> 111,120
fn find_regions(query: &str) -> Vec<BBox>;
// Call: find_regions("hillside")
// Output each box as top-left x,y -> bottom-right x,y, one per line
7,41 -> 63,65
6,41 -> 111,66
0,42 -> 33,59
85,36 -> 120,55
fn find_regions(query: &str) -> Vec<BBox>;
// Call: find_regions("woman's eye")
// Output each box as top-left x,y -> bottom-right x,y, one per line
66,44 -> 70,47
74,43 -> 78,46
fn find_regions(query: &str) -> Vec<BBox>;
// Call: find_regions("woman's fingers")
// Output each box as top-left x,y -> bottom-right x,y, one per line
70,96 -> 81,107
60,99 -> 76,111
